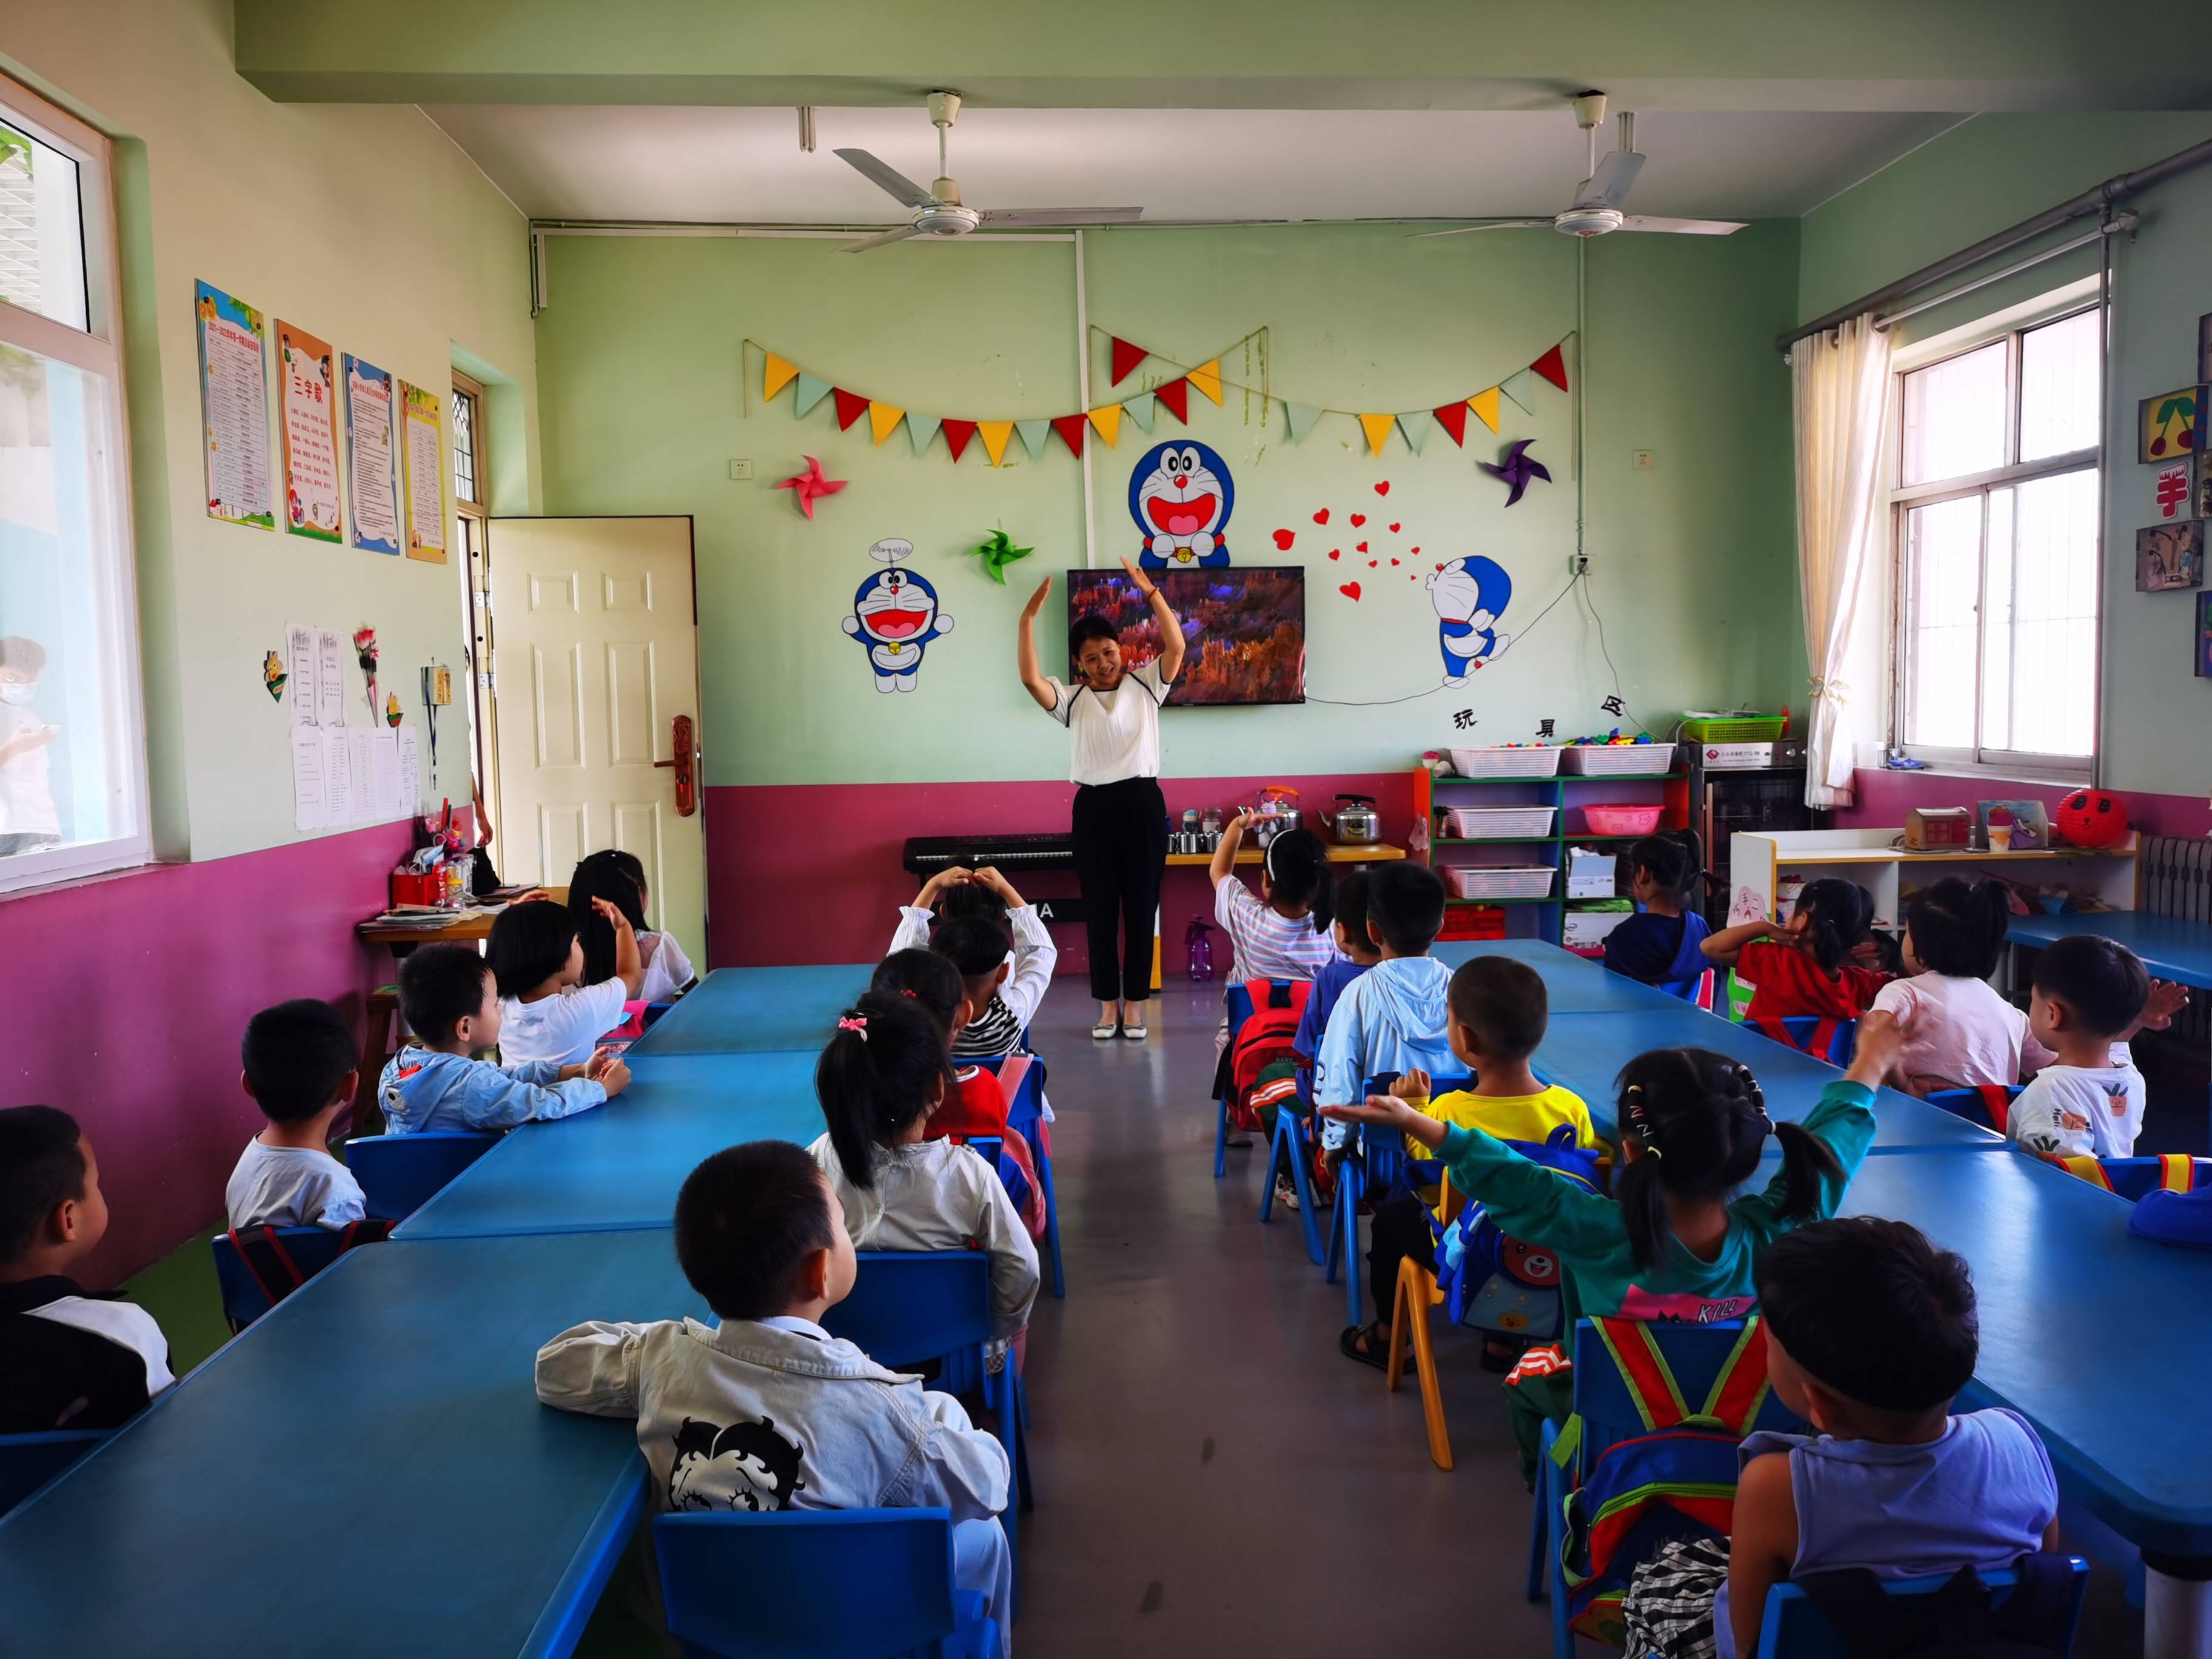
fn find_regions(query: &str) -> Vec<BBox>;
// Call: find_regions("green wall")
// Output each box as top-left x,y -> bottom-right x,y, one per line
534,220 -> 1802,788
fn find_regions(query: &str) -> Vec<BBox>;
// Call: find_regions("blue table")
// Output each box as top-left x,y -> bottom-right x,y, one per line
0,1229 -> 702,1658
1434,937 -> 1693,1014
2008,910 -> 2212,992
397,1051 -> 823,1239
625,962 -> 875,1056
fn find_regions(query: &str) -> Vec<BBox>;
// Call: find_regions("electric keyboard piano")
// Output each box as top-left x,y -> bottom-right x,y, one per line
901,832 -> 1076,879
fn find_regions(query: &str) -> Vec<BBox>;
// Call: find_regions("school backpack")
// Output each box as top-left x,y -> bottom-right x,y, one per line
1791,1555 -> 2081,1659
1434,1124 -> 1603,1341
1223,980 -> 1313,1132
1557,1317 -> 1774,1646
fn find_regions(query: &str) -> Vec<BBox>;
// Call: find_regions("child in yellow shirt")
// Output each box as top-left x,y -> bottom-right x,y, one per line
1340,954 -> 1600,1371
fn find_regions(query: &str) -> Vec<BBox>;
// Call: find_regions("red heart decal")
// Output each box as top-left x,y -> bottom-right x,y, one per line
1389,523 -> 1401,533
1328,548 -> 1341,560
1368,559 -> 1378,568
1375,481 -> 1391,496
1435,562 -> 1445,571
1272,529 -> 1295,551
1350,514 -> 1366,528
1356,541 -> 1369,552
1410,546 -> 1420,555
1339,581 -> 1361,600
1313,509 -> 1330,525
1390,558 -> 1401,566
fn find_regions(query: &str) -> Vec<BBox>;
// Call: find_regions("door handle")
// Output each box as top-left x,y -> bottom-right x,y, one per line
652,713 -> 697,816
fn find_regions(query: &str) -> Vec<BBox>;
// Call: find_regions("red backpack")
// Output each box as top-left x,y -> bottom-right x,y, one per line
1225,980 -> 1313,1131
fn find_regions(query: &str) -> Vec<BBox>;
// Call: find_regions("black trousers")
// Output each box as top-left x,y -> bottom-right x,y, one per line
1070,776 -> 1168,1004
1368,1194 -> 1436,1322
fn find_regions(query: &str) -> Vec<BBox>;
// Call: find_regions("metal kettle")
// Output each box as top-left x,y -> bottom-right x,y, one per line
1322,793 -> 1381,844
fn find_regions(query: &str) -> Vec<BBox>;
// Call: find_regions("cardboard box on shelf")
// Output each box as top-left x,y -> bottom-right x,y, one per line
1564,846 -> 1618,899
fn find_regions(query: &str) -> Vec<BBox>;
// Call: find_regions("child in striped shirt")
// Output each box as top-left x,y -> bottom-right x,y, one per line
1208,813 -> 1339,1065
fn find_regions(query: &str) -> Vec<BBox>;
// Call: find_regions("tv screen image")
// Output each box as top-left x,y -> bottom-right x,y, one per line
1065,566 -> 1305,706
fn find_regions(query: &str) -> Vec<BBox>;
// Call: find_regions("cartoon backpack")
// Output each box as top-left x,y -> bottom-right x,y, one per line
1435,1124 -> 1602,1341
1556,1318 -> 1775,1646
1221,980 -> 1314,1132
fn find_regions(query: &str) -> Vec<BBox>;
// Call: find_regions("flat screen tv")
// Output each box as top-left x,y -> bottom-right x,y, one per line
1065,566 -> 1305,706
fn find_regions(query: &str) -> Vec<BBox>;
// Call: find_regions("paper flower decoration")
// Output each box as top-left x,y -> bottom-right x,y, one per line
354,626 -> 380,719
263,651 -> 287,702
1479,439 -> 1552,508
970,526 -> 1034,585
774,455 -> 846,520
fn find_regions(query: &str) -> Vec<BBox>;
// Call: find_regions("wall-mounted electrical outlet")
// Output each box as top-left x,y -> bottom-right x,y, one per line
728,459 -> 754,481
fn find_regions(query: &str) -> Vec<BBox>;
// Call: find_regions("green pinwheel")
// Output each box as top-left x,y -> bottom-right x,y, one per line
970,526 -> 1034,585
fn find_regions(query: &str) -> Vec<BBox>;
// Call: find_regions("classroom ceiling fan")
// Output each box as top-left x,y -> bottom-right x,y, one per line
833,92 -> 1144,250
1417,92 -> 1747,240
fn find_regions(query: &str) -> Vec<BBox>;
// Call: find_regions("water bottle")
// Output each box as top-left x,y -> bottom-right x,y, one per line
1185,917 -> 1216,982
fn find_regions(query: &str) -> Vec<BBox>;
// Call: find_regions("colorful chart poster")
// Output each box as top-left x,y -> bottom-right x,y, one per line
275,321 -> 342,543
401,380 -> 447,563
344,354 -> 403,555
194,281 -> 273,529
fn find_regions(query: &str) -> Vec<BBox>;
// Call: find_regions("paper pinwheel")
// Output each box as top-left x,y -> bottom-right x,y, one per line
1479,438 -> 1552,508
775,455 -> 847,520
970,526 -> 1034,585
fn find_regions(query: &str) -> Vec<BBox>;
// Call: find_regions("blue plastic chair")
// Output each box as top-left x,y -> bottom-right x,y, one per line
210,1226 -> 360,1331
653,1509 -> 1000,1659
1319,1073 -> 1467,1326
0,1430 -> 106,1518
1925,1085 -> 2024,1135
2055,1154 -> 2212,1201
1747,1015 -> 1857,1067
975,1055 -> 1062,1299
1655,967 -> 1716,1006
1752,1558 -> 2088,1658
344,1130 -> 498,1220
1258,1103 -> 1326,1264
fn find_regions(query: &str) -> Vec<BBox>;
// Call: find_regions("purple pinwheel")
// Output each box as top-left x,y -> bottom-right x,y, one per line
1479,439 -> 1552,508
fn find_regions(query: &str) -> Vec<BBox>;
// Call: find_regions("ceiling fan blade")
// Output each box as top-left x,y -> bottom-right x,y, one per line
833,148 -> 937,210
1617,215 -> 1748,236
843,224 -> 925,253
1412,220 -> 1552,238
1571,150 -> 1646,212
977,207 -> 1145,227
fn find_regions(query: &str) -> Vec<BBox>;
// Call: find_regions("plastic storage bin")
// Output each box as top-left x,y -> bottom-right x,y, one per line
1447,745 -> 1563,779
1580,803 -> 1663,836
1446,866 -> 1557,899
1441,805 -> 1557,840
1560,745 -> 1675,777
1438,905 -> 1509,942
1681,716 -> 1785,743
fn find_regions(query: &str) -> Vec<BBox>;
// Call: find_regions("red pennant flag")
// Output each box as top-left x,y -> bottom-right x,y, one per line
1155,377 -> 1190,424
1432,401 -> 1470,447
940,418 -> 977,462
1110,337 -> 1147,386
1051,414 -> 1087,457
832,388 -> 870,431
1530,344 -> 1569,392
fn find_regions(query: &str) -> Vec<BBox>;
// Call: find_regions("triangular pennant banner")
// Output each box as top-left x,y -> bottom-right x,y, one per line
1121,392 -> 1155,432
1281,401 -> 1322,442
1467,387 -> 1502,433
1498,369 -> 1537,415
1187,359 -> 1223,406
1110,336 -> 1148,386
907,413 -> 942,457
1357,413 -> 1396,457
1014,418 -> 1052,461
763,353 -> 800,401
867,401 -> 905,446
977,420 -> 1015,468
1396,409 -> 1436,455
1087,403 -> 1124,447
1433,401 -> 1470,447
1530,343 -> 1570,392
1052,414 -> 1088,458
942,418 -> 977,462
832,387 -> 870,431
794,373 -> 834,418
1155,377 -> 1190,424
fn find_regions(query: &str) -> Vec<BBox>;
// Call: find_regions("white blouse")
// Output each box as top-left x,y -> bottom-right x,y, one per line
1044,659 -> 1169,786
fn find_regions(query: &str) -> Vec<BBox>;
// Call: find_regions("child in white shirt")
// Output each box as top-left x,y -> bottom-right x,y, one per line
569,849 -> 697,1003
226,999 -> 367,1230
891,865 -> 1056,1060
536,1140 -> 1011,1655
1869,879 -> 2042,1093
491,893 -> 644,1067
2010,934 -> 2171,1158
1207,815 -> 1340,1073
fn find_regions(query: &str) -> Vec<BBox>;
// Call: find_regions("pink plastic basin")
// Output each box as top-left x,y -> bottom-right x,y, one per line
1581,803 -> 1663,837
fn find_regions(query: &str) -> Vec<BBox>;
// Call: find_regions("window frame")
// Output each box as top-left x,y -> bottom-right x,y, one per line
0,72 -> 150,897
1888,301 -> 2102,783
450,370 -> 500,840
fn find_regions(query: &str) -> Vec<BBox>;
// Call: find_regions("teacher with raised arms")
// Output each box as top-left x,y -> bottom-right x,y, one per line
1018,560 -> 1185,1041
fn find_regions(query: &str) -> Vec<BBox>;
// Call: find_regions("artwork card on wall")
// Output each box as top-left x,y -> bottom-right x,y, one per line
2155,461 -> 2194,520
343,354 -> 403,555
2196,591 -> 2212,679
275,322 -> 342,543
2140,386 -> 2202,463
2137,521 -> 2205,592
194,281 -> 273,529
400,381 -> 447,562
1129,440 -> 1235,569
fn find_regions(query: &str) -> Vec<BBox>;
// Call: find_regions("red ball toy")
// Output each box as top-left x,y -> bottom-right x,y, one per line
2056,789 -> 2130,849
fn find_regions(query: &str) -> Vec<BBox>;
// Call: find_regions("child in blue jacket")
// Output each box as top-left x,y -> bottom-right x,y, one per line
1313,863 -> 1455,1151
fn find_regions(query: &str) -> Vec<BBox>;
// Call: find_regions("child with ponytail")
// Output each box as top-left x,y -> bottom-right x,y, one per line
1208,813 -> 1339,1040
809,991 -> 1040,1346
1701,876 -> 1887,1022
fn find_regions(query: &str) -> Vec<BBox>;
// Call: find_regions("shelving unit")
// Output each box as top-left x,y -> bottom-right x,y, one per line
1729,828 -> 2139,930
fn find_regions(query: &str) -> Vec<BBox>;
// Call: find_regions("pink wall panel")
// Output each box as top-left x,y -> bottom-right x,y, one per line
1830,767 -> 2210,839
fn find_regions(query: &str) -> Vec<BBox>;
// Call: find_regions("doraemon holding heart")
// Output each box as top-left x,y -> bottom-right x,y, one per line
1425,556 -> 1513,685
841,547 -> 953,693
1129,440 -> 1234,569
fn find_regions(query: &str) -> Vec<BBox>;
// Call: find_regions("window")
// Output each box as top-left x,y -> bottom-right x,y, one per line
0,75 -> 147,894
1891,306 -> 2101,775
451,371 -> 500,839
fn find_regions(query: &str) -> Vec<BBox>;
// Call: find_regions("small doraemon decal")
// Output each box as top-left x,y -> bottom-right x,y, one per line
1128,440 -> 1235,570
669,1415 -> 807,1512
1425,556 -> 1513,685
842,563 -> 952,693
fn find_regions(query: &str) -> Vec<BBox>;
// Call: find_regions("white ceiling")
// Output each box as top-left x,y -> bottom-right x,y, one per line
423,104 -> 1962,226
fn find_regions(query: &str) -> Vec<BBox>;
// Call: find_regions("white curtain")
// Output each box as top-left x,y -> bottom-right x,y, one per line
1791,314 -> 1894,809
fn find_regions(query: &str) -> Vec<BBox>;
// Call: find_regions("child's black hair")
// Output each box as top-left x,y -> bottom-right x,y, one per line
240,999 -> 356,1122
568,850 -> 648,986
1792,878 -> 1877,974
936,879 -> 1010,928
488,900 -> 581,999
673,1141 -> 837,1321
1261,827 -> 1335,936
1068,613 -> 1118,659
1627,831 -> 1698,901
1612,1047 -> 1840,1272
0,1105 -> 84,1265
814,991 -> 955,1191
934,914 -> 1011,984
871,947 -> 967,1038
397,942 -> 494,1045
1754,1217 -> 1977,1414
1364,861 -> 1447,956
1905,877 -> 2014,980
1332,870 -> 1375,957
0,636 -> 47,674
2032,934 -> 2151,1039
1448,956 -> 1547,1061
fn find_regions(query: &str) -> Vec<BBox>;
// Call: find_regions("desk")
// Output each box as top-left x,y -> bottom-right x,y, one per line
1434,937 -> 1692,1014
625,963 -> 874,1057
398,1051 -> 823,1239
0,1230 -> 701,1659
2008,910 -> 2212,993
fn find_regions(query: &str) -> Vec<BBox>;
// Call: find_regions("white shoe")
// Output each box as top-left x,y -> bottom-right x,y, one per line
1121,1019 -> 1148,1040
1092,1021 -> 1118,1041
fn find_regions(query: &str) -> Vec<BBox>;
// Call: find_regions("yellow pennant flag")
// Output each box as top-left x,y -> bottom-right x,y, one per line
1087,403 -> 1124,448
763,352 -> 800,401
977,420 -> 1015,468
1358,412 -> 1396,457
867,401 -> 905,446
1467,387 -> 1501,434
1187,359 -> 1224,406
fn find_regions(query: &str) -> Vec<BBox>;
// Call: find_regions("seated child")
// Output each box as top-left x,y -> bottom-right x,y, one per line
1701,1217 -> 2059,1659
808,992 -> 1039,1349
892,865 -> 1056,1059
1209,814 -> 1339,1051
227,999 -> 367,1231
0,1105 -> 175,1433
569,850 -> 697,1004
1341,954 -> 1600,1371
490,894 -> 643,1068
380,942 -> 629,1134
535,1141 -> 1011,1651
1292,870 -> 1380,1104
2009,934 -> 2153,1158
1312,862 -> 1454,1155
1603,833 -> 1712,991
1702,877 -> 1885,1024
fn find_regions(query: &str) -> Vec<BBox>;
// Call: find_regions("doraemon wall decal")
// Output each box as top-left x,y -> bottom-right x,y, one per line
841,537 -> 951,692
1426,556 -> 1513,685
1129,440 -> 1235,569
